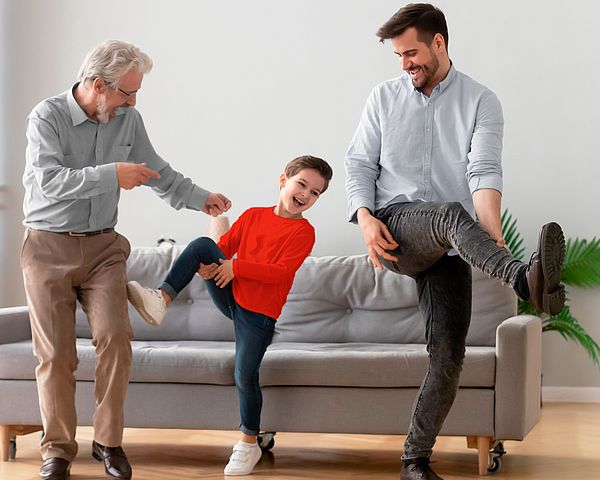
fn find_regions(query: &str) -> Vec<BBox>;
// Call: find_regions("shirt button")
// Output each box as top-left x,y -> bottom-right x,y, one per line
186,298 -> 194,305
346,308 -> 352,314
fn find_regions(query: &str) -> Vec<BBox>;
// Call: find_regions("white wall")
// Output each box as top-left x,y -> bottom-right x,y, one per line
1,0 -> 599,389
0,1 -> 7,295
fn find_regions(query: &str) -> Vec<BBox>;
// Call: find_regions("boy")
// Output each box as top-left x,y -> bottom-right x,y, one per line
126,155 -> 333,476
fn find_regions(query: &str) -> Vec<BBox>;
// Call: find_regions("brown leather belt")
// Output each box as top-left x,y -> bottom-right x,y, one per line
61,228 -> 115,237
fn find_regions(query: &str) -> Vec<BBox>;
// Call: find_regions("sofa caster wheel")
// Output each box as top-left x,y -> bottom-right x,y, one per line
487,456 -> 502,473
258,432 -> 275,451
487,441 -> 506,474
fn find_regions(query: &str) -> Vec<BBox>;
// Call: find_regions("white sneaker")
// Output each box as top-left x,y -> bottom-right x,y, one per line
223,441 -> 262,476
126,281 -> 167,326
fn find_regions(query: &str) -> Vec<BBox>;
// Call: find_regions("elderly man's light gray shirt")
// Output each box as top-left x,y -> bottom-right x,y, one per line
23,85 -> 209,232
345,65 -> 503,223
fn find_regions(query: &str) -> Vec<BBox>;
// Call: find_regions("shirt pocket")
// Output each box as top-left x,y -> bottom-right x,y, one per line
112,145 -> 133,162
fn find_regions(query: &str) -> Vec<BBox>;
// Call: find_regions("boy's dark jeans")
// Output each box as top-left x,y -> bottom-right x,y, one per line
375,201 -> 525,461
160,237 -> 275,437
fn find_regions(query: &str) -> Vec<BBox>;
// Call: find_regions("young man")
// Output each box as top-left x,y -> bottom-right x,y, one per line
345,4 -> 565,479
127,155 -> 333,476
21,40 -> 231,480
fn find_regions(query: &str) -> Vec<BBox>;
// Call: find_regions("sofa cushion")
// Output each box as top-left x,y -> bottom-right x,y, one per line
0,340 -> 494,387
74,248 -> 516,347
260,343 -> 496,387
275,255 -> 517,346
75,245 -> 236,342
0,339 -> 235,385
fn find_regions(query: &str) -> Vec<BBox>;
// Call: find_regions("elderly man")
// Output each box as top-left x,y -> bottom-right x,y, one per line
21,40 -> 230,480
345,4 -> 565,479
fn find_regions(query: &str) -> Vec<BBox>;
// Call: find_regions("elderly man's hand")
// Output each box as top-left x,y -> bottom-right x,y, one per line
203,192 -> 232,217
116,162 -> 160,190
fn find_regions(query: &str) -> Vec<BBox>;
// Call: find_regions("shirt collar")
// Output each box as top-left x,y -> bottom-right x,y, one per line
410,62 -> 457,98
434,63 -> 456,95
67,82 -> 128,126
67,83 -> 89,126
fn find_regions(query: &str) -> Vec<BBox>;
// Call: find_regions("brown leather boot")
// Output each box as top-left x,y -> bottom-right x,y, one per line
525,222 -> 566,316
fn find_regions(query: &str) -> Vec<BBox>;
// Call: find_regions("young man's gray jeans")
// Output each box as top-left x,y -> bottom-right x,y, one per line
375,201 -> 525,461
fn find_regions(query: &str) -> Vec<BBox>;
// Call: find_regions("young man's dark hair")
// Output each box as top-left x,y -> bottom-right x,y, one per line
376,3 -> 449,49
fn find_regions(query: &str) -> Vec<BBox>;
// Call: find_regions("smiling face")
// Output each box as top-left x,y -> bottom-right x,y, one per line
95,69 -> 143,123
391,27 -> 448,97
275,168 -> 326,219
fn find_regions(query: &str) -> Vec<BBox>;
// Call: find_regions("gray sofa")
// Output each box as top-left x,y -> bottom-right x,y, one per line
0,244 -> 542,475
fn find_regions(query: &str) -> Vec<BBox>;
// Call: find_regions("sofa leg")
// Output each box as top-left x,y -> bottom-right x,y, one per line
476,436 -> 492,476
0,425 -> 43,461
0,425 -> 10,462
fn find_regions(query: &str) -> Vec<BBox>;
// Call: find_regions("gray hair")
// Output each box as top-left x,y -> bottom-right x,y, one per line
78,40 -> 153,88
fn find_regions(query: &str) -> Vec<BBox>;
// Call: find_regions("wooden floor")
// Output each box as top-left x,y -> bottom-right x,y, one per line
1,403 -> 599,480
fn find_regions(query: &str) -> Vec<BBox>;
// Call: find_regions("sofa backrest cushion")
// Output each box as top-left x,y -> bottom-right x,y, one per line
275,255 -> 516,346
75,245 -> 516,346
76,245 -> 236,342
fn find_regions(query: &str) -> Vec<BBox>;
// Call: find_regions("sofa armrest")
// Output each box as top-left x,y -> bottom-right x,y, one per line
0,306 -> 32,344
494,314 -> 542,440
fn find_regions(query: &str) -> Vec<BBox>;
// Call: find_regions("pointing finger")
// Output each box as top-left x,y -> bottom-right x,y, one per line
139,163 -> 161,179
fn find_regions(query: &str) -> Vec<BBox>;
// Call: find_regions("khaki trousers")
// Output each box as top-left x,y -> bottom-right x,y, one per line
20,229 -> 132,461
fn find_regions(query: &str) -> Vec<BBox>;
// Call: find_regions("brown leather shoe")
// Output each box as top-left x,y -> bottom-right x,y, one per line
39,457 -> 71,480
92,440 -> 132,480
401,459 -> 444,479
526,222 -> 566,315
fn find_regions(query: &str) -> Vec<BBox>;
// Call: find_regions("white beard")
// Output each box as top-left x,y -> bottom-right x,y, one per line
96,96 -> 112,124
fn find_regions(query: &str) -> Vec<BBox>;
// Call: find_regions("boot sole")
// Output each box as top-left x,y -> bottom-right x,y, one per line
126,283 -> 161,326
538,222 -> 566,315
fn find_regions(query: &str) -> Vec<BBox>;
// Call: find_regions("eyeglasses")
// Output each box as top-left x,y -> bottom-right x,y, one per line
116,87 -> 138,99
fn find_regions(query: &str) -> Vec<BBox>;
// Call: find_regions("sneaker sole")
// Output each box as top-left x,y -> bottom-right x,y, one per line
223,448 -> 262,476
126,283 -> 161,326
538,222 -> 566,315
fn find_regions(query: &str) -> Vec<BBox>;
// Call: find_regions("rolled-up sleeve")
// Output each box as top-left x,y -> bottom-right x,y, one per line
466,90 -> 504,194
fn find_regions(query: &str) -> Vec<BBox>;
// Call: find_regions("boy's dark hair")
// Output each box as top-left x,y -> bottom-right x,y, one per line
285,155 -> 333,193
376,3 -> 448,50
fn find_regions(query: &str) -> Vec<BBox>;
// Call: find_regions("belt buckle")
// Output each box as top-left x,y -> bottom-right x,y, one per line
68,232 -> 88,237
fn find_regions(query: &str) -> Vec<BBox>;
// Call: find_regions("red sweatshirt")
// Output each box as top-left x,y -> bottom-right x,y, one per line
217,206 -> 315,319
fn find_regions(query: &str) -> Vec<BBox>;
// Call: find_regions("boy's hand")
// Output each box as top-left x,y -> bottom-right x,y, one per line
214,259 -> 235,288
202,192 -> 232,217
198,262 -> 218,280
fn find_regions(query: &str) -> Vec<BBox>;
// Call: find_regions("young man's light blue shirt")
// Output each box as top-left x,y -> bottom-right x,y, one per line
345,65 -> 504,223
23,84 -> 209,232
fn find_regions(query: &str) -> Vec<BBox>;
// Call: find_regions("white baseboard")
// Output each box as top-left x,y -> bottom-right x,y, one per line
542,387 -> 600,403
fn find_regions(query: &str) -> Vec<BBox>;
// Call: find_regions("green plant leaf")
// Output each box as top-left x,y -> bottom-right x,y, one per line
561,237 -> 600,287
542,306 -> 600,367
517,299 -> 538,316
501,210 -> 600,368
501,209 -> 525,261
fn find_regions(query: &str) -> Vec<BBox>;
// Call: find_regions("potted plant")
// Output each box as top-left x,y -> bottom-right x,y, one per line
501,210 -> 600,367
